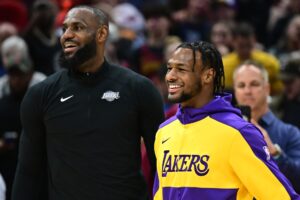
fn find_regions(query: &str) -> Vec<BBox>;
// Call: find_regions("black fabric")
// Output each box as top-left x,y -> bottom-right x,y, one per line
0,94 -> 22,200
12,60 -> 165,200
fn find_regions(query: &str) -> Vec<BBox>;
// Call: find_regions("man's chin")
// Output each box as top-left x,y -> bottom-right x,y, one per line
167,95 -> 181,104
63,53 -> 75,59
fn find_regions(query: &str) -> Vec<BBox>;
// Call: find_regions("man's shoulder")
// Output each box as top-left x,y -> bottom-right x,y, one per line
159,115 -> 178,129
222,52 -> 239,63
109,63 -> 152,85
269,113 -> 300,135
209,111 -> 260,138
110,63 -> 142,77
252,50 -> 279,65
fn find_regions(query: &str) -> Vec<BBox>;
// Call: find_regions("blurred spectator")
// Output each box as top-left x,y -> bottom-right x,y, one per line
235,0 -> 272,46
210,20 -> 234,56
155,36 -> 180,119
212,0 -> 236,22
0,23 -> 18,48
111,2 -> 145,49
55,0 -> 93,27
110,2 -> 146,66
129,4 -> 171,81
171,0 -> 212,42
23,0 -> 61,75
277,56 -> 300,129
0,174 -> 5,200
269,15 -> 300,67
267,0 -> 290,33
267,0 -> 300,47
163,36 -> 181,62
0,36 -> 46,199
233,60 -> 300,193
222,22 -> 283,96
91,0 -> 121,7
0,0 -> 28,32
0,23 -> 18,76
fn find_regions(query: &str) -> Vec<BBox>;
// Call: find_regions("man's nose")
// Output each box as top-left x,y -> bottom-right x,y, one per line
243,85 -> 252,93
165,68 -> 177,81
61,28 -> 75,40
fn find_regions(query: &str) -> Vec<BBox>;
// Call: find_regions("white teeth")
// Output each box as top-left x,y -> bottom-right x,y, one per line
169,84 -> 180,89
64,42 -> 76,48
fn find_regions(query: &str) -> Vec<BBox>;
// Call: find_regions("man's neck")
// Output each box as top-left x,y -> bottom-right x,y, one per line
78,57 -> 104,73
252,106 -> 269,121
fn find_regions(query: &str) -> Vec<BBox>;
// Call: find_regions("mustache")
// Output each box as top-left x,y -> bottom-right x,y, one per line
62,39 -> 79,46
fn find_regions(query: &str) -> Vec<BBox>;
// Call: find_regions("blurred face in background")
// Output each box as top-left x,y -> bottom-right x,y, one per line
188,0 -> 211,17
286,16 -> 300,43
211,22 -> 233,48
146,16 -> 170,39
282,77 -> 300,100
7,68 -> 31,98
32,2 -> 57,33
234,64 -> 270,112
233,36 -> 255,60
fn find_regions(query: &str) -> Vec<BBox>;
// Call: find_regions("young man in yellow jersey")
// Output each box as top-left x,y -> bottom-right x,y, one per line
153,41 -> 300,200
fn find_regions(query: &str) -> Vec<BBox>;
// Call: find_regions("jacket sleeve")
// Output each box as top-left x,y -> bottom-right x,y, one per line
12,85 -> 48,200
276,125 -> 300,192
153,129 -> 163,200
229,125 -> 300,200
136,76 -> 164,177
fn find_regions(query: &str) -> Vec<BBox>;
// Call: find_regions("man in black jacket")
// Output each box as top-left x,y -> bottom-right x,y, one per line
12,6 -> 164,200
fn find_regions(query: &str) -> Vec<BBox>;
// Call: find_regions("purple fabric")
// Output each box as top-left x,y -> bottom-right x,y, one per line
163,187 -> 237,200
153,172 -> 159,196
159,115 -> 177,128
171,93 -> 299,199
176,93 -> 242,125
211,112 -> 300,199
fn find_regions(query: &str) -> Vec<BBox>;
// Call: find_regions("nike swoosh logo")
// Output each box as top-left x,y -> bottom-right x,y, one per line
162,137 -> 171,144
60,95 -> 74,102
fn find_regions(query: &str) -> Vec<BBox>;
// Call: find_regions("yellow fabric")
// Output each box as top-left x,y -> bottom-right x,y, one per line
222,50 -> 283,95
154,117 -> 292,200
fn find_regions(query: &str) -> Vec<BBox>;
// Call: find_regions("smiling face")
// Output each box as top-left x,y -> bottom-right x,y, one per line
165,47 -> 215,108
60,8 -> 99,59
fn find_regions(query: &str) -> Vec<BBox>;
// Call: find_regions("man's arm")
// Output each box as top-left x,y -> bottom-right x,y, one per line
252,119 -> 300,191
229,125 -> 300,199
12,85 -> 48,200
136,76 -> 164,176
275,125 -> 300,192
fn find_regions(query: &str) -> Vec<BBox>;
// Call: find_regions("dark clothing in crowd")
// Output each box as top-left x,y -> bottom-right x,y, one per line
23,33 -> 61,75
279,97 -> 300,129
0,94 -> 22,199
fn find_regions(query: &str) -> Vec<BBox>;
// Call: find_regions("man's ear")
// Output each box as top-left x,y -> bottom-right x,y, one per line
97,25 -> 109,43
202,68 -> 215,84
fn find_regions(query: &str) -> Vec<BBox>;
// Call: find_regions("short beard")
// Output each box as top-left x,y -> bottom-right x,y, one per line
167,81 -> 202,105
59,37 -> 97,71
168,93 -> 194,104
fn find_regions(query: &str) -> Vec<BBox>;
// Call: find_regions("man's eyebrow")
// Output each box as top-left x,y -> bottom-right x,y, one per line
63,20 -> 88,27
167,61 -> 186,67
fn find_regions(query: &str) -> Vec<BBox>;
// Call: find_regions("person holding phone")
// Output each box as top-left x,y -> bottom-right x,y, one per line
233,60 -> 300,193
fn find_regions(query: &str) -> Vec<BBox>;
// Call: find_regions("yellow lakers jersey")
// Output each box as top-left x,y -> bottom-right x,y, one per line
154,94 -> 299,200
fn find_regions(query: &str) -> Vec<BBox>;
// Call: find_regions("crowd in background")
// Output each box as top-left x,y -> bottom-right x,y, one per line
0,0 -> 300,199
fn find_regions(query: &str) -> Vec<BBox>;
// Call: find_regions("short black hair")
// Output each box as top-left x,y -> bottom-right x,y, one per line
72,5 -> 109,27
232,22 -> 255,38
176,41 -> 225,95
142,4 -> 171,20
